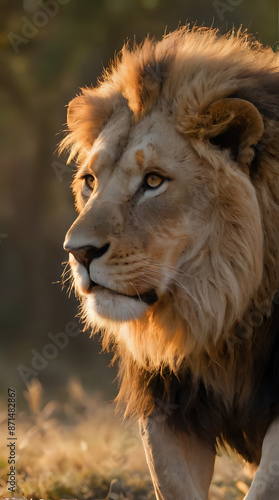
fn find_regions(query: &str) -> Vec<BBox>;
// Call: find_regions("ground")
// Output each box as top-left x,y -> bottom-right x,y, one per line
0,379 -> 254,499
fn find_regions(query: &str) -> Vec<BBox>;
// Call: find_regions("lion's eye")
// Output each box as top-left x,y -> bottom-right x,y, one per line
144,173 -> 164,189
83,174 -> 95,191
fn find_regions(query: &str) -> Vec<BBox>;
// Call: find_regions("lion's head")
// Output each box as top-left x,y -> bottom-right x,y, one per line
61,27 -> 279,382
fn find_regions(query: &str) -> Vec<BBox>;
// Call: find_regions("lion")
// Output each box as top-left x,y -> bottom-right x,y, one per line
60,26 -> 279,499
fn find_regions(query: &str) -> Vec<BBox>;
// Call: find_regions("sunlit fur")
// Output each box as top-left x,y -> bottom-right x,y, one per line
60,26 -> 279,439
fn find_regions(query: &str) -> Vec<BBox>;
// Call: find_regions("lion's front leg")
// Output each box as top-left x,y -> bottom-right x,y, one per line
139,413 -> 215,500
245,419 -> 279,500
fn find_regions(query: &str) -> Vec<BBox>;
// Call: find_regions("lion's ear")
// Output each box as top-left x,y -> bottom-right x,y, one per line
181,98 -> 264,170
207,98 -> 264,167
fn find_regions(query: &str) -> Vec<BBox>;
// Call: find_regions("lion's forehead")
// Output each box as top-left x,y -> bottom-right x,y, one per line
88,108 -> 189,182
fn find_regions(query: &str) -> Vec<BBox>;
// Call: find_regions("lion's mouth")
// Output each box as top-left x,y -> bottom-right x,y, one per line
87,280 -> 158,306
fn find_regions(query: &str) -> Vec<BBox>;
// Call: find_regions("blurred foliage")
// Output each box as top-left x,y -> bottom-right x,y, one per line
0,379 -> 155,499
0,0 -> 278,407
0,378 -> 252,499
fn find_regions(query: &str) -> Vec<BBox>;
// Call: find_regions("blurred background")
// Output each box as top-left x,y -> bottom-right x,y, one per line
0,0 -> 278,409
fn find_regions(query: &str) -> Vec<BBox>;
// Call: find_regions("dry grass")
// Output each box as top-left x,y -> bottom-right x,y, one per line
0,379 -> 254,499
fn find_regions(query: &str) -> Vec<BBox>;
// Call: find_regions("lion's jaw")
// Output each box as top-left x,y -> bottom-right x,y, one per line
64,106 -> 263,366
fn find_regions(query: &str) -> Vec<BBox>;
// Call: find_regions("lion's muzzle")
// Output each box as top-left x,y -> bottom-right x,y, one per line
64,238 -> 158,307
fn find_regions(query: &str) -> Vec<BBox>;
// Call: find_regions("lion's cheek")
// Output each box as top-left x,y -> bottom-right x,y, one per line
175,179 -> 264,343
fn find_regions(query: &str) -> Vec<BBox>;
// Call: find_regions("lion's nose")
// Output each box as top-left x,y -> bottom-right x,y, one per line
64,243 -> 110,270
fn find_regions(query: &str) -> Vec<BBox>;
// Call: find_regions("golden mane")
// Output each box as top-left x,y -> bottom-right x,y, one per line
60,26 -> 278,161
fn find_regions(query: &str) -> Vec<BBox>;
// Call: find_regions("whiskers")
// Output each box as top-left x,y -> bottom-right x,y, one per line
143,258 -> 190,277
59,255 -> 200,311
61,260 -> 75,297
128,280 -> 142,300
137,258 -> 201,310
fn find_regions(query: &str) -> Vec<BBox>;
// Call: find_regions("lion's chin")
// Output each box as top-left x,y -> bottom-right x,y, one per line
85,287 -> 156,322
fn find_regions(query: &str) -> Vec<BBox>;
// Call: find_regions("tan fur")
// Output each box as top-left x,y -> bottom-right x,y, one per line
61,27 -> 279,475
